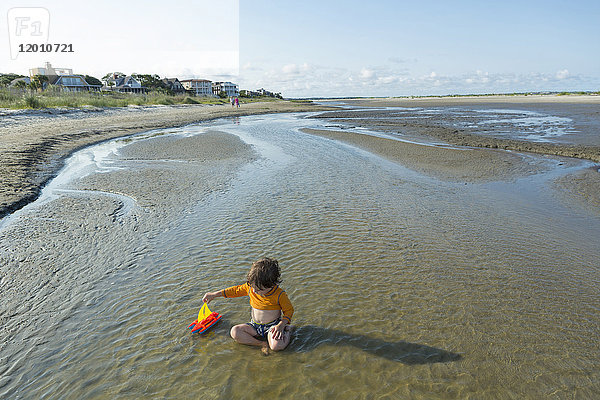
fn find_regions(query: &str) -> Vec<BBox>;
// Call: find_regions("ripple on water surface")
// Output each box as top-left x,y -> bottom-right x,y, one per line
2,113 -> 600,399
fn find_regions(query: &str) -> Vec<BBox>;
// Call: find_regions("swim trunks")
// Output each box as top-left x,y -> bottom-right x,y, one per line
247,318 -> 281,340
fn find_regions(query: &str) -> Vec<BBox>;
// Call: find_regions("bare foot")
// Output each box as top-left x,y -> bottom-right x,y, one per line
261,345 -> 270,356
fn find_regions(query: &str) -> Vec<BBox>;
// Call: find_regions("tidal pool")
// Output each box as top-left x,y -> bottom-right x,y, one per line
1,112 -> 599,399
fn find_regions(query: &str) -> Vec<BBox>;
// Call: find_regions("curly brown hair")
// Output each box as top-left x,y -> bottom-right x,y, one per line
246,257 -> 281,289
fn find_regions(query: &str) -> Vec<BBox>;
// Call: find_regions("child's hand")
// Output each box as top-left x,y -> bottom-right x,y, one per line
202,292 -> 216,304
269,323 -> 286,340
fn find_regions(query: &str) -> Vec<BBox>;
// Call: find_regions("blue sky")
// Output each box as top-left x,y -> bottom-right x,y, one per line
2,0 -> 599,97
239,0 -> 600,97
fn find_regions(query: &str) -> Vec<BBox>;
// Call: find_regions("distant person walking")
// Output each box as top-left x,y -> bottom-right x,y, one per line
235,97 -> 240,108
230,97 -> 235,107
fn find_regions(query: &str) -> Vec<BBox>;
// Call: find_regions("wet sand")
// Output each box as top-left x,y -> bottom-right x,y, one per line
0,130 -> 256,365
1,110 -> 599,398
314,107 -> 600,163
314,96 -> 600,210
555,166 -> 600,211
0,101 -> 335,219
339,94 -> 600,107
302,128 -> 556,183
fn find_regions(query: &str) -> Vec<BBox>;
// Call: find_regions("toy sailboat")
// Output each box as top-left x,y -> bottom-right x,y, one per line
188,302 -> 222,334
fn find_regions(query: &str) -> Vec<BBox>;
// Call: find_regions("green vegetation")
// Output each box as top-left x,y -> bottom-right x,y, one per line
556,91 -> 590,96
132,74 -> 170,92
240,96 -> 282,102
240,92 -> 283,100
390,91 -> 600,100
0,71 -> 287,110
29,75 -> 49,92
0,73 -> 25,86
24,95 -> 41,109
288,99 -> 313,104
0,88 -> 228,109
84,75 -> 103,86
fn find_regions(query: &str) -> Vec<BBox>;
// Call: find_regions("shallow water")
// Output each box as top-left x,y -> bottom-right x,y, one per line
1,112 -> 600,399
318,102 -> 600,146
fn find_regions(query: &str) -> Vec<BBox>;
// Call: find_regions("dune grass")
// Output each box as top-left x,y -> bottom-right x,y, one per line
0,88 -> 230,109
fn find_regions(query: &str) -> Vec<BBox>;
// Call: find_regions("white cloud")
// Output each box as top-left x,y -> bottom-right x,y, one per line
281,63 -> 310,75
377,76 -> 398,84
556,69 -> 570,79
282,64 -> 299,74
465,70 -> 490,85
359,68 -> 375,79
238,62 -> 593,98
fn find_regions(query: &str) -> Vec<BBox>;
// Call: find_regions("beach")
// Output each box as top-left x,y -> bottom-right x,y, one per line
318,96 -> 600,160
3,96 -> 599,221
313,95 -> 600,208
0,100 -> 335,219
1,96 -> 599,398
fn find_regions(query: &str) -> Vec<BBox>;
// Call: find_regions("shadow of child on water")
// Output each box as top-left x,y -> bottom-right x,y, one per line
288,325 -> 462,365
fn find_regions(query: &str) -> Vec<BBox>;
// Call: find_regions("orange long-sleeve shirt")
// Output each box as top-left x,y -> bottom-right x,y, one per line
223,283 -> 294,323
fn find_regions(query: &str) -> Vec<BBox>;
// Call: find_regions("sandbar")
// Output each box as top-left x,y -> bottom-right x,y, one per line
0,129 -> 256,358
301,128 -> 552,183
0,101 -> 335,218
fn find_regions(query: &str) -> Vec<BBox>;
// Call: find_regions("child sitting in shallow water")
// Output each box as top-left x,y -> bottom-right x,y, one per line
202,257 -> 294,353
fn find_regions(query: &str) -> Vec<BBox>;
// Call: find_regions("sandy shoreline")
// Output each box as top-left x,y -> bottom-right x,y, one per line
2,96 -> 599,219
301,126 -> 600,208
335,94 -> 600,107
1,99 -> 599,397
314,104 -> 600,162
0,101 -> 335,219
0,129 -> 257,362
301,128 -> 556,183
310,97 -> 600,209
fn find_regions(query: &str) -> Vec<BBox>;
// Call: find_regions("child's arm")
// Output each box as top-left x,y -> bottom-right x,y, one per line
203,283 -> 250,304
202,290 -> 224,304
270,291 -> 294,340
270,319 -> 289,340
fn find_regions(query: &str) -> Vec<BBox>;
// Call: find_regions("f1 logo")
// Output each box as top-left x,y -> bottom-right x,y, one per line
7,8 -> 50,60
